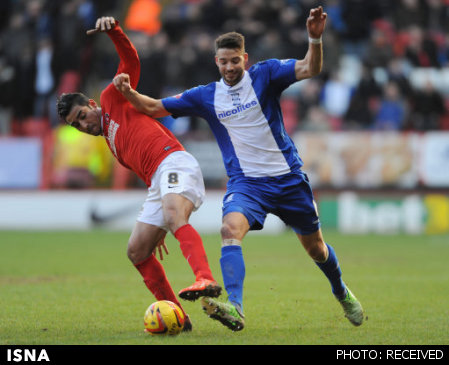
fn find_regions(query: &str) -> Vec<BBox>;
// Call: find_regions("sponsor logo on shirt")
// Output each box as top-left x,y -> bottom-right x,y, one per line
107,120 -> 120,157
216,99 -> 258,119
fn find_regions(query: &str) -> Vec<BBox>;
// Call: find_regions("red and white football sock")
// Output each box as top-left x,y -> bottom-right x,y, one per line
134,254 -> 185,313
174,224 -> 215,282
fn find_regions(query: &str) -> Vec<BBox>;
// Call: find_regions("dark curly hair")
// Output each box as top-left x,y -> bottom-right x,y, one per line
56,93 -> 90,122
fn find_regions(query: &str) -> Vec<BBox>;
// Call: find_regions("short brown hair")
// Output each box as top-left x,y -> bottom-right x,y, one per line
215,32 -> 245,53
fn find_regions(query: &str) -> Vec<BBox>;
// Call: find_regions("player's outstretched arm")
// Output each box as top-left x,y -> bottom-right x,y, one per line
88,16 -> 141,91
295,6 -> 327,81
113,73 -> 170,118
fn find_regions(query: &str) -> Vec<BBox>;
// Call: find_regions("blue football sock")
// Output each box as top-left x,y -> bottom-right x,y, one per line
220,244 -> 245,312
315,243 -> 347,300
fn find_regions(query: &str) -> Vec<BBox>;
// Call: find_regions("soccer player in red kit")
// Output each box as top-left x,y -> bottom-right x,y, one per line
56,16 -> 221,331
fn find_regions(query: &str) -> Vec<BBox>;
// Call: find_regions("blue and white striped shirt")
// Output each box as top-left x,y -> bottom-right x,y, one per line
162,58 -> 303,178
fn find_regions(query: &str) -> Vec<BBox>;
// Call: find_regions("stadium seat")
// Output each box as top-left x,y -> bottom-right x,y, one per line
440,98 -> 449,130
280,98 -> 299,135
21,117 -> 51,138
57,71 -> 81,94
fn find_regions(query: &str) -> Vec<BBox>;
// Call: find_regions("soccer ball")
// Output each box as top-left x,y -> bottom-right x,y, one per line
144,300 -> 185,335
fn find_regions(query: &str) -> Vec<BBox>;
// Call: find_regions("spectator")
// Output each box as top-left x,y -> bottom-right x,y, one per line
424,0 -> 449,33
325,0 -> 346,35
297,78 -> 322,123
408,79 -> 446,130
404,25 -> 440,67
130,31 -> 168,99
52,0 -> 90,78
372,81 -> 408,130
437,32 -> 449,67
344,62 -> 382,129
300,105 -> 332,132
252,29 -> 285,62
340,0 -> 384,57
392,0 -> 427,30
364,26 -> 394,68
2,12 -> 35,122
321,70 -> 353,129
33,37 -> 55,118
386,58 -> 414,99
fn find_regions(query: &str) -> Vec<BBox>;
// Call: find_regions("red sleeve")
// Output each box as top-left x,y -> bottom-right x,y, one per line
106,24 -> 140,90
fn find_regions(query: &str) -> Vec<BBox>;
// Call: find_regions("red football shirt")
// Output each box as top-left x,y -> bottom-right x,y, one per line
100,25 -> 184,187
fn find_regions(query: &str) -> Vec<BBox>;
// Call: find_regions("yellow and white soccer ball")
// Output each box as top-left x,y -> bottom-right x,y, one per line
144,300 -> 185,335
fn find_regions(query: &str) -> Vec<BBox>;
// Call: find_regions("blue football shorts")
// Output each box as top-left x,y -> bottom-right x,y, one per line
222,171 -> 320,235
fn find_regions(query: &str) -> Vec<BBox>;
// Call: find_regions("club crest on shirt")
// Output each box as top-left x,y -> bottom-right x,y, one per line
230,92 -> 241,106
103,113 -> 111,129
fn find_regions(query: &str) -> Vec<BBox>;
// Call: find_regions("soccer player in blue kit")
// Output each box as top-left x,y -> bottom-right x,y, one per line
113,6 -> 364,331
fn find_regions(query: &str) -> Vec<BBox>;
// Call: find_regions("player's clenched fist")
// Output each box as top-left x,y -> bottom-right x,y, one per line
113,73 -> 132,94
86,16 -> 117,35
306,6 -> 327,39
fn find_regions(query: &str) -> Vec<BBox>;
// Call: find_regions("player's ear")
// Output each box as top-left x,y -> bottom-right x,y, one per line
88,99 -> 97,108
243,52 -> 248,64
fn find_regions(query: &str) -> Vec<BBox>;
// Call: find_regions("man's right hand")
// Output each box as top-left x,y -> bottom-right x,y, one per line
86,16 -> 117,35
113,73 -> 132,95
112,73 -> 170,118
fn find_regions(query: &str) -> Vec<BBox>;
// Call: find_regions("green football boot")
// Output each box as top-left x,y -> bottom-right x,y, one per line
339,288 -> 364,326
201,297 -> 245,331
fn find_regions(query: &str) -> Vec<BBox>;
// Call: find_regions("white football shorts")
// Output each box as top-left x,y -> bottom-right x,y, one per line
137,151 -> 205,230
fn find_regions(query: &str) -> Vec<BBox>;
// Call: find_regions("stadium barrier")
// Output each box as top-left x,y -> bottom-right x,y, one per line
0,189 -> 448,235
0,190 -> 285,233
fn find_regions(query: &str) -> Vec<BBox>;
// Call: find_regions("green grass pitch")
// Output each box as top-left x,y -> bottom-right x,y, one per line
0,229 -> 448,345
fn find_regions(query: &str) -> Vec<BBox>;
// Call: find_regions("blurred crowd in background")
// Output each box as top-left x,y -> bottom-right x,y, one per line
1,0 -> 449,189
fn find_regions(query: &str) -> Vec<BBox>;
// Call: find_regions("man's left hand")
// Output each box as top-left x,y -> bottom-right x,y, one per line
153,237 -> 169,261
307,6 -> 327,39
87,16 -> 117,35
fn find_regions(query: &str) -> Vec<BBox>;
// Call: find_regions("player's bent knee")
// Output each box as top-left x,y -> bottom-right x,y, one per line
127,243 -> 147,265
220,222 -> 235,240
163,207 -> 190,233
221,212 -> 250,240
220,223 -> 248,241
166,214 -> 189,234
